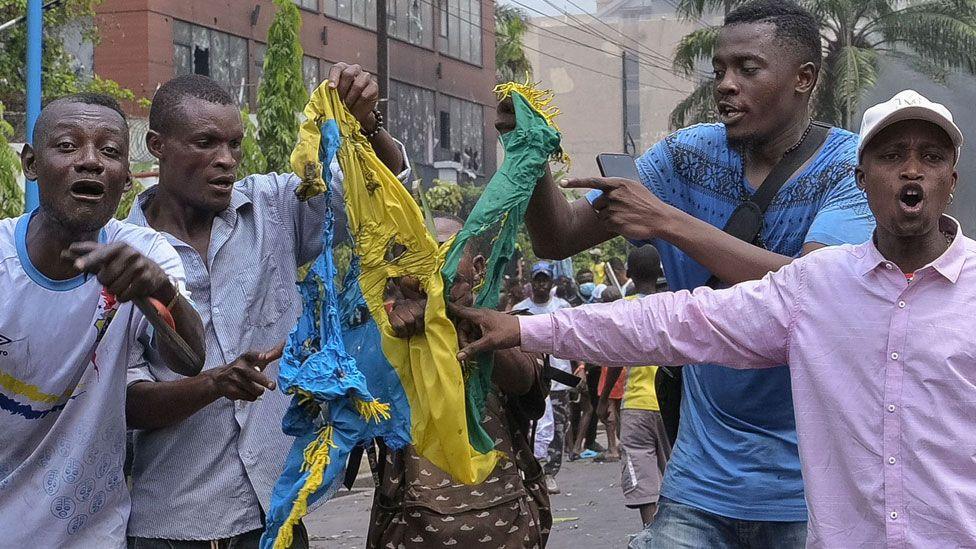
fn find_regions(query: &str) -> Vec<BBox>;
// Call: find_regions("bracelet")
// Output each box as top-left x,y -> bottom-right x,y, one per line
361,108 -> 384,139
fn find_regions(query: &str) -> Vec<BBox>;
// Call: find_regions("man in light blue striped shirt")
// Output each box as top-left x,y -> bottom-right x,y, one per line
124,66 -> 410,548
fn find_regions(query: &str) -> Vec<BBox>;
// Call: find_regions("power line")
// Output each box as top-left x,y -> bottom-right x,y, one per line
420,0 -> 688,94
506,0 -> 686,78
537,0 -> 678,68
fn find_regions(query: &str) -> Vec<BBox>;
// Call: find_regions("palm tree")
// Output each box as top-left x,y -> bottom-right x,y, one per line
495,4 -> 533,84
670,0 -> 976,129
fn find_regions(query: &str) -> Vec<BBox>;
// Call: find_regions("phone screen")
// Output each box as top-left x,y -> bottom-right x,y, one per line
596,153 -> 639,181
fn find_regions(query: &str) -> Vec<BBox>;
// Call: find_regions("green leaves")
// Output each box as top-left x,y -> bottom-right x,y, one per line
0,102 -> 23,220
673,0 -> 976,129
669,79 -> 716,129
238,106 -> 267,179
257,0 -> 308,174
494,4 -> 533,84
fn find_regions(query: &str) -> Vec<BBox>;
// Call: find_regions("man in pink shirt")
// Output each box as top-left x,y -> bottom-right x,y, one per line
452,90 -> 974,548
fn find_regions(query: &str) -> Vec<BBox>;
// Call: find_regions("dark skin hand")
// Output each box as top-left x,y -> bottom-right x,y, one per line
596,367 -> 622,420
513,21 -> 827,285
62,241 -> 205,376
450,303 -> 522,361
127,343 -> 283,430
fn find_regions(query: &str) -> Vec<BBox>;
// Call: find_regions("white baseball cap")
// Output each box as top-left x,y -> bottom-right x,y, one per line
858,90 -> 964,162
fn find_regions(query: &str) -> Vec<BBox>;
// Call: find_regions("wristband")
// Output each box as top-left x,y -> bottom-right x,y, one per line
360,108 -> 384,139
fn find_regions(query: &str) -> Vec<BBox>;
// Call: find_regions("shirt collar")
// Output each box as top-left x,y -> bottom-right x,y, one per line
125,183 -> 252,228
856,215 -> 966,283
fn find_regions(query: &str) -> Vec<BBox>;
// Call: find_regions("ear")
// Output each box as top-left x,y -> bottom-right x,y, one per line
146,130 -> 164,159
854,166 -> 866,191
123,172 -> 133,194
796,62 -> 818,95
21,143 -> 37,180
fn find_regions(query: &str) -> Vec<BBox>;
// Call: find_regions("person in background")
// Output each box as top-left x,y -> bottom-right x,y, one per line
124,64 -> 410,549
367,213 -> 551,549
0,93 -> 204,547
598,246 -> 672,532
513,261 -> 572,494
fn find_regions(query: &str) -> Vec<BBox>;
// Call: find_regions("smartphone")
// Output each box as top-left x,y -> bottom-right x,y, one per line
596,153 -> 639,181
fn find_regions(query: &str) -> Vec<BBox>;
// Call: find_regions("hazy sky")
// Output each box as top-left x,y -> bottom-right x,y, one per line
497,0 -> 599,16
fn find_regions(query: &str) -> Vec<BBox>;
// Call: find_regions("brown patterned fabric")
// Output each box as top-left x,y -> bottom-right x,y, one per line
367,357 -> 551,549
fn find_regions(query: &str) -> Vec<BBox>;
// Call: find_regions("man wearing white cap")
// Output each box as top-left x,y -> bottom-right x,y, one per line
450,89 -> 976,547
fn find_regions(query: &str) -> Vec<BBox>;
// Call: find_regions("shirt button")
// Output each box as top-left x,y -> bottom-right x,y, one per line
213,307 -> 220,314
898,301 -> 906,308
885,263 -> 893,270
891,352 -> 899,360
888,456 -> 896,465
888,404 -> 896,413
890,511 -> 898,520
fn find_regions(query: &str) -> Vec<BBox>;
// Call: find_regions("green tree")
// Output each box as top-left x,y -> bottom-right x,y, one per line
670,0 -> 976,130
0,102 -> 23,219
238,106 -> 267,178
0,1 -> 138,116
257,0 -> 307,173
495,4 -> 533,83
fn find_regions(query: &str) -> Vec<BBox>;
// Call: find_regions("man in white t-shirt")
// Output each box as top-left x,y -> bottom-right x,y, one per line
513,261 -> 571,494
0,94 -> 204,547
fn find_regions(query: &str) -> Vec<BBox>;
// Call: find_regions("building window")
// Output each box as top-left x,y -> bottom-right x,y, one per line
324,0 -> 377,29
438,0 -> 481,65
173,20 -> 248,105
388,80 -> 436,166
303,55 -> 321,94
388,0 -> 433,48
440,93 -> 484,173
294,0 -> 318,11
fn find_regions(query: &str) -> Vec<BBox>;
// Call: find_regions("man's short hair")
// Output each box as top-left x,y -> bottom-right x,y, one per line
724,0 -> 822,70
34,93 -> 128,143
149,74 -> 235,134
626,245 -> 663,284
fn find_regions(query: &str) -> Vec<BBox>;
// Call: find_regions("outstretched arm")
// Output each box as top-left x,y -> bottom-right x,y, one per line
452,262 -> 800,369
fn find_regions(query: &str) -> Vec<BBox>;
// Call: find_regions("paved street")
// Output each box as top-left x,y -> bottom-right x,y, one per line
305,457 -> 640,548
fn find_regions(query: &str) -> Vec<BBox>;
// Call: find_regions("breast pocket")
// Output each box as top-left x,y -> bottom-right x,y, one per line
237,255 -> 292,329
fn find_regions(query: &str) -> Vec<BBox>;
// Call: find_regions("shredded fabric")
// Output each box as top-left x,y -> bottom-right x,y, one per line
261,80 -> 564,548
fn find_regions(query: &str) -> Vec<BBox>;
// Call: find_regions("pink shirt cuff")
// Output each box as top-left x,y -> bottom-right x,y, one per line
518,314 -> 555,354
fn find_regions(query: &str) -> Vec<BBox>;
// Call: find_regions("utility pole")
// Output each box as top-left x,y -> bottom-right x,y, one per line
376,0 -> 389,119
25,0 -> 43,212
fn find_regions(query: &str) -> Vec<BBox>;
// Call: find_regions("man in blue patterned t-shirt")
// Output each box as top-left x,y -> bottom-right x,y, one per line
500,1 -> 875,547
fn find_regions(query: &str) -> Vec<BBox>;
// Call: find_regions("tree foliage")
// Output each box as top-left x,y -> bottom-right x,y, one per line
0,102 -> 23,219
670,0 -> 976,129
257,0 -> 307,173
0,0 -> 138,118
495,4 -> 533,83
238,106 -> 267,178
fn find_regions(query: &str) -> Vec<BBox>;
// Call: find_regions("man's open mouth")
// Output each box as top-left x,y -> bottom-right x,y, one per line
69,179 -> 106,202
208,176 -> 235,192
718,103 -> 746,124
898,183 -> 925,214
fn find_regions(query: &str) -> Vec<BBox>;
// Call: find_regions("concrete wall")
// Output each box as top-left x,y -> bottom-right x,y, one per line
521,13 -> 701,178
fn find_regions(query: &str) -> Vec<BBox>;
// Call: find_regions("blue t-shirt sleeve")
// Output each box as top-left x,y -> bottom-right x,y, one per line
803,172 -> 875,247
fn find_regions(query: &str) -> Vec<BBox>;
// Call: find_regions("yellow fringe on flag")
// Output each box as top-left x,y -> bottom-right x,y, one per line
353,397 -> 391,423
273,425 -> 337,549
493,77 -> 571,167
